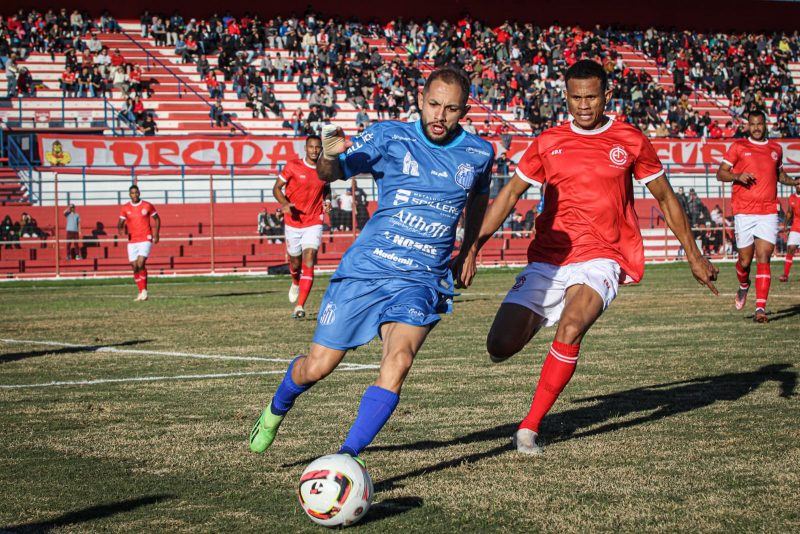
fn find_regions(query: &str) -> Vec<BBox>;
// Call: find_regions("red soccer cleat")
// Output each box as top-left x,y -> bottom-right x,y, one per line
734,286 -> 749,310
754,308 -> 768,323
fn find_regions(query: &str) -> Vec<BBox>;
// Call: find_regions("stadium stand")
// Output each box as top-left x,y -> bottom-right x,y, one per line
0,9 -> 798,277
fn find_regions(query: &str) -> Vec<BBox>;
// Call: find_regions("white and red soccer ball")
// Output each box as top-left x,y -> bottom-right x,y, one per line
297,453 -> 374,527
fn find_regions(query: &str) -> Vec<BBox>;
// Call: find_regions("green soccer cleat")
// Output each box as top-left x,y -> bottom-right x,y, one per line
249,407 -> 285,453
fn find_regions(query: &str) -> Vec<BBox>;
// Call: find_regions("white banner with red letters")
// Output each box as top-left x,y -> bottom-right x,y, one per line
37,134 -> 800,170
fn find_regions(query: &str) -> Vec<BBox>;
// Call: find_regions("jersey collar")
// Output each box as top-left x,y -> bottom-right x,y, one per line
302,157 -> 317,168
569,117 -> 614,135
129,200 -> 143,206
414,120 -> 467,149
746,137 -> 768,146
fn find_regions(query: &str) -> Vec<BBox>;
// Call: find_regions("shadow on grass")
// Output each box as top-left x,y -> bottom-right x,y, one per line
370,363 -> 796,491
356,496 -> 424,525
3,494 -> 174,532
0,339 -> 155,364
766,304 -> 800,322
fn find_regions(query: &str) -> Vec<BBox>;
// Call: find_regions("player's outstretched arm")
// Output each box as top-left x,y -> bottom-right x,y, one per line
317,125 -> 352,183
647,176 -> 719,295
716,162 -> 755,186
453,175 -> 529,288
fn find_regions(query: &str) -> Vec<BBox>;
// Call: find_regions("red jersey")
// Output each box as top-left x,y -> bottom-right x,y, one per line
722,138 -> 783,215
119,200 -> 158,243
515,119 -> 664,283
789,193 -> 800,233
278,158 -> 326,228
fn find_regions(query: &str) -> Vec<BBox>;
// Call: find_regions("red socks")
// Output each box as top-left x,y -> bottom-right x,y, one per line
519,341 -> 580,433
784,253 -> 794,278
736,260 -> 750,288
134,269 -> 148,291
755,263 -> 770,310
289,263 -> 301,286
297,264 -> 314,307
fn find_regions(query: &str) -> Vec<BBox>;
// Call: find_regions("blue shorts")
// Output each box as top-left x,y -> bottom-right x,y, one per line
312,277 -> 450,351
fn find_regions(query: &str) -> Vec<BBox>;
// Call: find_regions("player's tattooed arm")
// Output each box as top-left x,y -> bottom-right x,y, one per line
647,175 -> 719,295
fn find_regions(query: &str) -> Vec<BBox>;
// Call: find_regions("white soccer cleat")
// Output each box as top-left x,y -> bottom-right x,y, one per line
292,305 -> 306,319
513,428 -> 543,455
139,289 -> 148,301
288,283 -> 300,303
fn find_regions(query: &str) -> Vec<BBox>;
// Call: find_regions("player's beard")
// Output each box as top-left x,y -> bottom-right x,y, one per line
421,118 -> 459,145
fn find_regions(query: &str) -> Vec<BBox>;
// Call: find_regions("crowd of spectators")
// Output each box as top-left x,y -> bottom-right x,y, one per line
136,9 -> 799,138
2,8 -> 800,138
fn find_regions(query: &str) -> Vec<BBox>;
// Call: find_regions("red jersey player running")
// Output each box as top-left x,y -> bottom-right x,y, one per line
118,184 -> 160,301
781,183 -> 800,282
452,60 -> 718,455
273,135 -> 331,319
716,110 -> 798,322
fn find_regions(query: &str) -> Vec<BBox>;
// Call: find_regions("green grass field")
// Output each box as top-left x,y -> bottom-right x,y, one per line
1,263 -> 798,533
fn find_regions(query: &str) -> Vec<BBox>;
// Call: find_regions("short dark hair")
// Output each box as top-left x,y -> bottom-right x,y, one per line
423,66 -> 470,107
565,59 -> 608,92
747,110 -> 766,122
129,184 -> 140,192
306,134 -> 321,143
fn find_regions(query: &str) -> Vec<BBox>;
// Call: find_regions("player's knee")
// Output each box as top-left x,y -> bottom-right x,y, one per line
555,320 -> 585,346
486,332 -> 521,363
298,358 -> 335,383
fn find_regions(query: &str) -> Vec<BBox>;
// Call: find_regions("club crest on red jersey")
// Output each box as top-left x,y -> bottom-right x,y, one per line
771,151 -> 778,161
609,145 -> 628,166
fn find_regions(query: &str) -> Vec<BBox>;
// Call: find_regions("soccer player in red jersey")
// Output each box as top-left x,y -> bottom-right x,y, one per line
780,182 -> 800,282
117,185 -> 160,301
452,60 -> 718,454
273,135 -> 331,318
716,111 -> 799,322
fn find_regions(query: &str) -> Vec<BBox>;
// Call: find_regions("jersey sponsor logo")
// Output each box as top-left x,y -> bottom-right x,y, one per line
609,145 -> 628,166
372,247 -> 414,266
391,190 -> 460,217
361,132 -> 374,143
346,140 -> 363,154
454,163 -> 476,190
391,134 -> 417,142
511,275 -> 526,290
319,302 -> 337,325
743,152 -> 752,157
383,231 -> 438,255
402,151 -> 420,176
551,148 -> 562,156
466,146 -> 491,157
431,169 -> 448,178
391,210 -> 449,238
393,189 -> 412,205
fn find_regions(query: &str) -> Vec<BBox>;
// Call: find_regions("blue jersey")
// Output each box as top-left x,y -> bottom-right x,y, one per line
334,120 -> 494,294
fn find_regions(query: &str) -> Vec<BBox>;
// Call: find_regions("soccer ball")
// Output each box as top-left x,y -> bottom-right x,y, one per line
297,453 -> 374,527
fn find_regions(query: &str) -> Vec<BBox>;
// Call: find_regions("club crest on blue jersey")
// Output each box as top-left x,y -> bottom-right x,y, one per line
454,163 -> 476,190
319,302 -> 337,326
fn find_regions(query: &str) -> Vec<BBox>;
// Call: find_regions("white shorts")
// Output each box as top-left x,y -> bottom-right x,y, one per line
734,214 -> 778,248
502,259 -> 621,327
285,224 -> 323,256
127,241 -> 152,262
788,231 -> 800,247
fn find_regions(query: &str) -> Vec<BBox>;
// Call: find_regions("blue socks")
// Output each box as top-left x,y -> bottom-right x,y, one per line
269,357 -> 314,416
339,385 -> 400,456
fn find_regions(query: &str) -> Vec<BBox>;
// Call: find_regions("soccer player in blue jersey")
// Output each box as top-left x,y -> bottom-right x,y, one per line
249,67 -> 495,462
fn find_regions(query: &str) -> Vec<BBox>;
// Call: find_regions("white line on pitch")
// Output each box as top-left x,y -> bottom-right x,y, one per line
0,339 -> 379,370
0,366 -> 375,389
